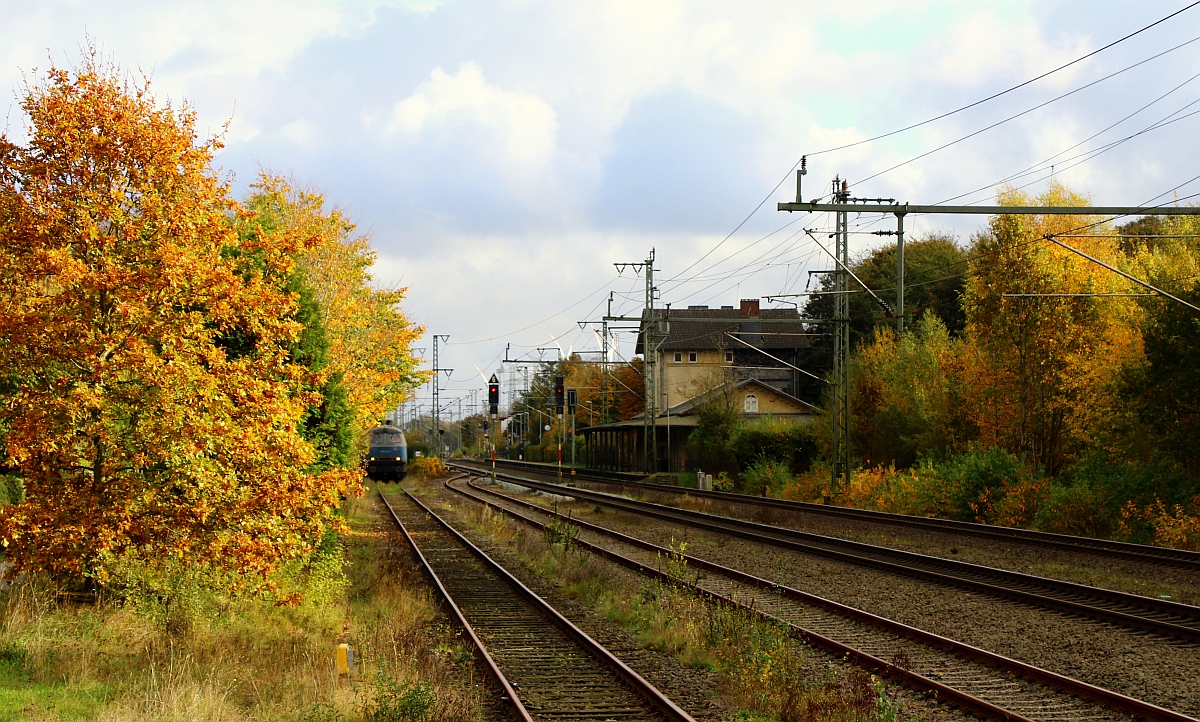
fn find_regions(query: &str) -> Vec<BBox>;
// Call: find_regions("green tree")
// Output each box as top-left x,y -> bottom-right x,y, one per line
849,312 -> 972,469
1121,212 -> 1200,476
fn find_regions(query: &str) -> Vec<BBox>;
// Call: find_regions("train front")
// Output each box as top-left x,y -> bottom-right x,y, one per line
365,423 -> 408,481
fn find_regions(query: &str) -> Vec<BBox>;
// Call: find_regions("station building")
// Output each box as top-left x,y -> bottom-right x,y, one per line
581,298 -> 818,474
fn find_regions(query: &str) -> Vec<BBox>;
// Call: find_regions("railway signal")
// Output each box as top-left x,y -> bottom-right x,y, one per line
487,373 -> 499,481
567,389 -> 578,475
554,375 -> 565,477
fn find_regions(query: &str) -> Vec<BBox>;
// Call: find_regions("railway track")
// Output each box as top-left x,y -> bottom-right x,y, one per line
445,472 -> 1197,722
450,462 -> 1200,643
465,458 -> 1200,572
380,484 -> 697,722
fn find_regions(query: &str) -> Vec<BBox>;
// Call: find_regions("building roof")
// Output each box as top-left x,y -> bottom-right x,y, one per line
663,378 -> 819,415
579,379 -> 817,434
634,300 -> 816,354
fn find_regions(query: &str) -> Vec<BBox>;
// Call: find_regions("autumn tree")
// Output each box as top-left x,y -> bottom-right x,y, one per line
798,235 -> 969,404
240,175 -> 426,449
960,183 -> 1142,475
614,358 -> 645,420
0,55 -> 358,584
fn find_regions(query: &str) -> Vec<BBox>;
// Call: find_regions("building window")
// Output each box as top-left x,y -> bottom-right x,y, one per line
744,394 -> 758,413
673,351 -> 682,363
725,351 -> 734,363
688,351 -> 698,363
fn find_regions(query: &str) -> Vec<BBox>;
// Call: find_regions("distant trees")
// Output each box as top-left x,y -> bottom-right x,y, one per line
796,234 -> 969,404
820,182 -> 1200,546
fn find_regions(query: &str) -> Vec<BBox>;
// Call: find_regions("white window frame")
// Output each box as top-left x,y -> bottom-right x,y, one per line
673,351 -> 682,363
688,351 -> 698,363
725,351 -> 734,363
744,394 -> 759,413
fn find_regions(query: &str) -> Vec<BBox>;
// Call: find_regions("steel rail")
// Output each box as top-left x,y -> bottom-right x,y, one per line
378,483 -> 534,722
464,457 -> 1200,570
449,475 -> 1199,722
385,485 -> 698,722
450,462 -> 1200,642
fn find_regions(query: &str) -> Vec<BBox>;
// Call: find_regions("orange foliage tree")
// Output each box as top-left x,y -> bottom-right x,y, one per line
0,55 -> 358,585
960,183 -> 1142,475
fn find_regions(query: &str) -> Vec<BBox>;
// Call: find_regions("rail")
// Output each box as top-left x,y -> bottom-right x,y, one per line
448,473 -> 1198,722
381,484 -> 697,722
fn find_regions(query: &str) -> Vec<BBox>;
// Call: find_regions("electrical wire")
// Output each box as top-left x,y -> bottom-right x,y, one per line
853,33 -> 1200,187
663,3 -> 1200,289
811,1 -> 1200,160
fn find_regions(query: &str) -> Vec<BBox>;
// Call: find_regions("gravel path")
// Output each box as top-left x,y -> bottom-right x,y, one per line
475,478 -> 1200,717
647,489 -> 1200,606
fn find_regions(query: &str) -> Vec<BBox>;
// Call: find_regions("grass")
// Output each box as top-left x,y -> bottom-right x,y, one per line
0,485 -> 485,721
445,494 -> 910,722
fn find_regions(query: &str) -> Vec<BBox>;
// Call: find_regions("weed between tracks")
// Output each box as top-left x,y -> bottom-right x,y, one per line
457,500 -> 909,722
0,486 -> 484,721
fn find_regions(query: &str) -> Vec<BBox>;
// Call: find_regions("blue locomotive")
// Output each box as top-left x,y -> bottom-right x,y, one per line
365,422 -> 407,482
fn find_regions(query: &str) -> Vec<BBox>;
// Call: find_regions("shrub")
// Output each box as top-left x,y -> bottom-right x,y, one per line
364,674 -> 436,722
729,417 -> 818,474
921,445 -> 1033,522
686,397 -> 739,465
739,457 -> 794,496
407,456 -> 447,479
1130,499 -> 1200,551
829,446 -> 1042,524
1035,480 -> 1116,538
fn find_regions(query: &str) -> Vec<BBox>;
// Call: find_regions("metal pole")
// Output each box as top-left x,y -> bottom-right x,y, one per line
896,212 -> 905,334
643,250 -> 657,474
431,340 -> 439,457
832,178 -> 851,499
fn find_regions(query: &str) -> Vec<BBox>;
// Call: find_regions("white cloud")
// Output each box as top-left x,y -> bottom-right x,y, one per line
280,118 -> 320,148
387,62 -> 558,166
7,0 -> 1200,390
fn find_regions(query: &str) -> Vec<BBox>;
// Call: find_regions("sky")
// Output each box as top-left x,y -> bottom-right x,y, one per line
4,0 -> 1200,418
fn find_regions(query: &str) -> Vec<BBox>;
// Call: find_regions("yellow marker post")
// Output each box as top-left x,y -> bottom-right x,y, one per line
336,643 -> 354,676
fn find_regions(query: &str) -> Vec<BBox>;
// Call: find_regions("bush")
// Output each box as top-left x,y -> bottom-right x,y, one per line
833,446 -> 1041,524
1036,452 -> 1198,542
729,417 -> 818,474
364,674 -> 436,721
739,457 -> 794,496
1035,480 -> 1115,538
923,445 -> 1033,522
407,456 -> 447,479
686,398 -> 739,465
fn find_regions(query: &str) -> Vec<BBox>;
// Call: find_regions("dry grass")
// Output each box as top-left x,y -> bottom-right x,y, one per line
0,487 -> 485,721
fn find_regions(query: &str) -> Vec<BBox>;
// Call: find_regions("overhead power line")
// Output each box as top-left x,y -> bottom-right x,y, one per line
812,1 -> 1200,159
853,32 -> 1200,187
665,2 -> 1200,289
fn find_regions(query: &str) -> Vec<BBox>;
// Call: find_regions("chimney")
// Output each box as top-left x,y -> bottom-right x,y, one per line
739,298 -> 760,318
